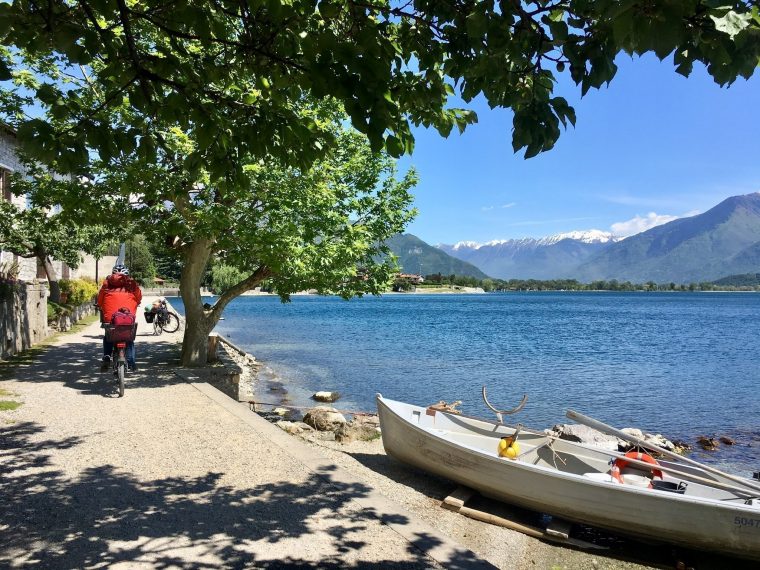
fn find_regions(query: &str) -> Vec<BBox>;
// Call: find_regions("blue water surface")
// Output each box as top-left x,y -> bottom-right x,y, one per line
172,292 -> 760,474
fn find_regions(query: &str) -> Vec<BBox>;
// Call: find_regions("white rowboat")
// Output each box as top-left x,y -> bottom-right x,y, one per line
376,394 -> 760,560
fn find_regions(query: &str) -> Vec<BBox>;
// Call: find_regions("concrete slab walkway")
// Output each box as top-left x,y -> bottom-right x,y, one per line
0,303 -> 492,569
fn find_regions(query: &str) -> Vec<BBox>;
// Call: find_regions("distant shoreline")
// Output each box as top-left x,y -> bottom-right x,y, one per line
161,287 -> 758,300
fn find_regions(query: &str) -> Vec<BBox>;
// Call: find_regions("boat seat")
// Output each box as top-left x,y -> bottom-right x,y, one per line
583,471 -> 653,487
583,472 -> 616,484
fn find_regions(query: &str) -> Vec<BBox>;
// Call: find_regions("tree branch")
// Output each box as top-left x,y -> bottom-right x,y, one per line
115,0 -> 155,108
210,265 -> 272,319
349,1 -> 445,38
62,75 -> 140,136
127,7 -> 308,72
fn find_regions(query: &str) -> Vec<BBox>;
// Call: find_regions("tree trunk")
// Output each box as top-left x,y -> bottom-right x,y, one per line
39,252 -> 61,304
177,238 -> 272,367
180,313 -> 216,366
179,239 -> 215,366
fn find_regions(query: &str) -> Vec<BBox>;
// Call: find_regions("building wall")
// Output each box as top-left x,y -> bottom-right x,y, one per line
0,128 -> 76,283
73,254 -> 119,283
0,129 -> 25,185
0,128 -> 39,281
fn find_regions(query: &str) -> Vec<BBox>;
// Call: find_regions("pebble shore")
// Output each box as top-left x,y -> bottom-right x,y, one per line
226,352 -> 659,570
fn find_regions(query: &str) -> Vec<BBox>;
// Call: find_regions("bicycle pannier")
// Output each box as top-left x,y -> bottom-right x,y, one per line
111,307 -> 136,326
108,308 -> 137,343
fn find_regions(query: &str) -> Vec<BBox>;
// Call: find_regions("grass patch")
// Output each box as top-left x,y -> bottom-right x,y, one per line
0,400 -> 21,411
0,313 -> 100,378
0,388 -> 17,397
363,430 -> 382,442
0,347 -> 46,377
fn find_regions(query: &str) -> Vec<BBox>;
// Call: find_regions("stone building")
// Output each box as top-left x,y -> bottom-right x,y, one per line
0,125 -> 38,281
0,125 -> 112,282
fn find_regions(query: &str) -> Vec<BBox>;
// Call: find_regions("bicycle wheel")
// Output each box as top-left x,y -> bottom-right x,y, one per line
117,361 -> 125,397
162,312 -> 181,333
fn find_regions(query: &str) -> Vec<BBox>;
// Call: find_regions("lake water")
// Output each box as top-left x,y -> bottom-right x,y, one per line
172,292 -> 760,476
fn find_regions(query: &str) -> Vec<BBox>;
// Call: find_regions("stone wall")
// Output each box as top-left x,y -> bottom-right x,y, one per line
50,302 -> 98,333
0,282 -> 48,360
175,335 -> 257,403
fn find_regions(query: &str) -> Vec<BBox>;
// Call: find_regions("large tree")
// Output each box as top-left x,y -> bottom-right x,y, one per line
22,111 -> 417,365
1,1 -> 758,168
1,0 -> 758,364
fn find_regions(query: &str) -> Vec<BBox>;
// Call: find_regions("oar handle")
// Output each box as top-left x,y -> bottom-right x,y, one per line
512,423 -> 522,441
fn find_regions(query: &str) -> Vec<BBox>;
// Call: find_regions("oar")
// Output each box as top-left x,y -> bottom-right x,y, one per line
567,409 -> 760,495
602,448 -> 758,498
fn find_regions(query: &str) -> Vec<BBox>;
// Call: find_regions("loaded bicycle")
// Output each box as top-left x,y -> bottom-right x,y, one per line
103,321 -> 137,397
144,298 -> 181,335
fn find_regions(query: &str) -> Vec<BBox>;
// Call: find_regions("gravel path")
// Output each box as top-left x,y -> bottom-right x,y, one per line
0,301 -> 481,569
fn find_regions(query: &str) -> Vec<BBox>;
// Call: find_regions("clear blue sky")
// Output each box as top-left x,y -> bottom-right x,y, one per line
400,53 -> 760,245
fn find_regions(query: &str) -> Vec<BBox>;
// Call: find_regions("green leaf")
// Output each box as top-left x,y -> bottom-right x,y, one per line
673,50 -> 694,77
710,10 -> 752,39
466,11 -> 487,39
385,135 -> 403,157
0,58 -> 12,81
36,83 -> 59,105
319,2 -> 341,19
548,20 -> 568,42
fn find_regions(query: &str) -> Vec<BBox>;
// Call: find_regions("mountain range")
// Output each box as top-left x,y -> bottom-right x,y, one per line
384,234 -> 489,279
574,193 -> 760,283
438,230 -> 622,280
389,192 -> 760,283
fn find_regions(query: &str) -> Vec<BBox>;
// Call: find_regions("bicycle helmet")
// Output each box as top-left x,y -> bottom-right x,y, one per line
112,263 -> 130,275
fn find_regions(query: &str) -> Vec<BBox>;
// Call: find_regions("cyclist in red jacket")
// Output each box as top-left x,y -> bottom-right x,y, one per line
97,264 -> 143,372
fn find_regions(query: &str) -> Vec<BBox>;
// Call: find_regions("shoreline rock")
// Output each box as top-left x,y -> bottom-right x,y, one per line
312,391 -> 341,403
303,406 -> 347,431
547,423 -> 684,454
227,342 -> 723,462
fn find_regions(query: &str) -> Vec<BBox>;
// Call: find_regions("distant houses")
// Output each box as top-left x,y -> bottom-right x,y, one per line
393,273 -> 424,292
0,124 -> 112,283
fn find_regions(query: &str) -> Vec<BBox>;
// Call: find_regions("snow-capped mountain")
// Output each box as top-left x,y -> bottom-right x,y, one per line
438,230 -> 624,279
446,230 -> 622,252
438,193 -> 760,282
539,230 -> 623,246
575,193 -> 760,283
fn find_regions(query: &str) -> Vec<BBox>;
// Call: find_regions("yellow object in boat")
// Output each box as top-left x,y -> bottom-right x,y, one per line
498,438 -> 519,459
505,442 -> 520,459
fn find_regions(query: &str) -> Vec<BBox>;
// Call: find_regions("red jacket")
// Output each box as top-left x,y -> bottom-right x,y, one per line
97,274 -> 143,323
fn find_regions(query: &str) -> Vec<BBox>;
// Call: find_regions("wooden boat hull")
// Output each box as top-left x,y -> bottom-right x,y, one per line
376,395 -> 760,560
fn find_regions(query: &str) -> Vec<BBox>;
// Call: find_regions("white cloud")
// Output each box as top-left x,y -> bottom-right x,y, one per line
481,202 -> 516,212
599,193 -> 694,209
610,211 -> 699,237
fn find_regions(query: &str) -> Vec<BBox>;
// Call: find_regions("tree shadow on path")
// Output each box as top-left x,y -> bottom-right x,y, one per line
1,422 -> 487,569
1,326 -> 185,397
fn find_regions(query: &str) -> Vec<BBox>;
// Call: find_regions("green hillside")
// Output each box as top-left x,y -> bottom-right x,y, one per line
385,234 -> 490,279
576,194 -> 760,283
712,273 -> 760,287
